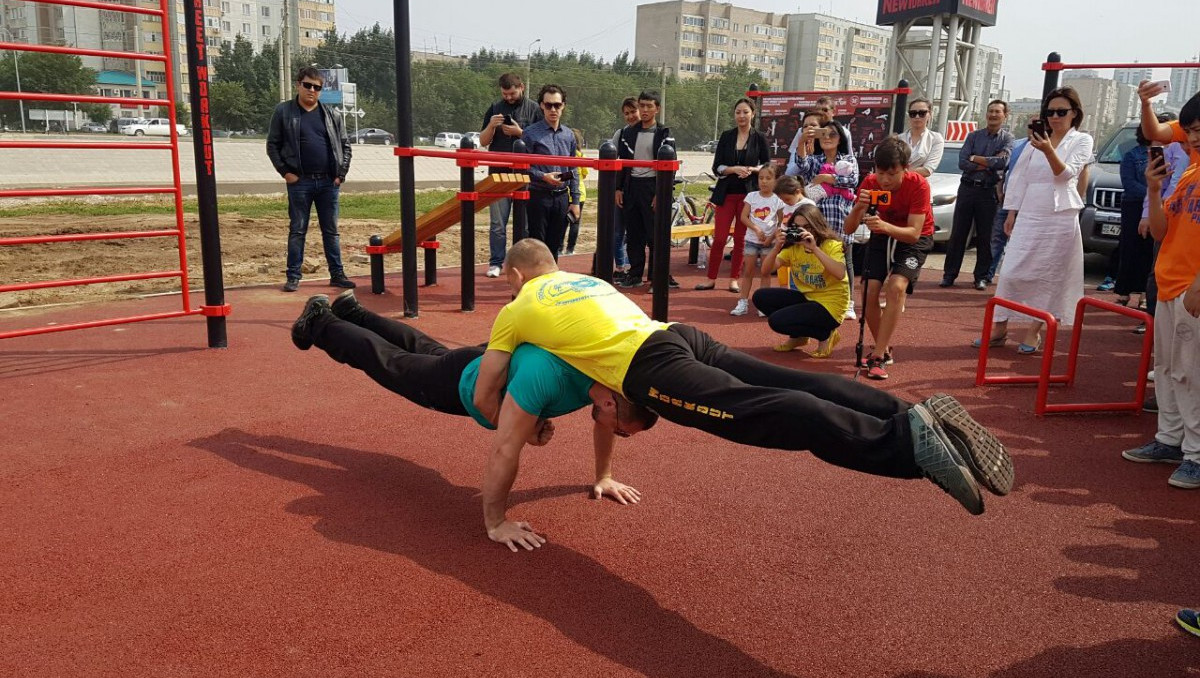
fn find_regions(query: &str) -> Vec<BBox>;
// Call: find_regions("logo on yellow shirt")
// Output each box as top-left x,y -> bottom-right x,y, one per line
535,275 -> 617,306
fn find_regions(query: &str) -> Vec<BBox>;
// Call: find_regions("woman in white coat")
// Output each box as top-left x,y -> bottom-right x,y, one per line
977,87 -> 1093,353
897,97 -> 945,177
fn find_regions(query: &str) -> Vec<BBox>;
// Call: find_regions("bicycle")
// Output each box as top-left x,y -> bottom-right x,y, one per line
670,171 -> 717,232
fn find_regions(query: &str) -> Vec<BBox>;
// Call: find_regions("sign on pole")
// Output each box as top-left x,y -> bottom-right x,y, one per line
757,91 -> 895,175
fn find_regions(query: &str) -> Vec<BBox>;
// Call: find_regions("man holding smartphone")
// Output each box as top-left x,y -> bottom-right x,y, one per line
480,73 -> 543,278
521,84 -> 580,261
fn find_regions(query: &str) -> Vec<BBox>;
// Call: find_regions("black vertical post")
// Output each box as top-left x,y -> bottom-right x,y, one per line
423,242 -> 437,286
1042,52 -> 1062,101
394,0 -> 418,317
892,79 -> 909,135
511,138 -> 529,243
181,0 -> 226,348
594,141 -> 617,284
651,143 -> 676,322
369,234 -> 385,294
459,136 -> 476,311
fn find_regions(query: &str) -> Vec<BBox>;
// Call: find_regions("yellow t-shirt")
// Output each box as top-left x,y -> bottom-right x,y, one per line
777,239 -> 851,320
487,271 -> 670,393
1154,121 -> 1200,302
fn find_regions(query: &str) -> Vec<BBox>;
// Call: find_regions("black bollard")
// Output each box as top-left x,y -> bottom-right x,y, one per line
459,136 -> 476,311
595,141 -> 618,284
892,80 -> 910,135
651,143 -> 676,322
511,138 -> 529,243
369,234 -> 385,294
1042,53 -> 1062,101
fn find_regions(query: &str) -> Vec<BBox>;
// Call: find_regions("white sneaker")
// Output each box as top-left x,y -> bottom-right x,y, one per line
486,266 -> 501,278
731,299 -> 749,316
845,307 -> 857,320
1148,370 -> 1156,382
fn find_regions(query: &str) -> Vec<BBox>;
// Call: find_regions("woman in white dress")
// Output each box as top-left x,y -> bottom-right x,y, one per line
977,87 -> 1093,353
897,97 -> 945,177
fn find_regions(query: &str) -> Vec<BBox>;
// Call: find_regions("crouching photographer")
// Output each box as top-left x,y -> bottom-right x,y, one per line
752,204 -> 850,358
845,136 -> 937,380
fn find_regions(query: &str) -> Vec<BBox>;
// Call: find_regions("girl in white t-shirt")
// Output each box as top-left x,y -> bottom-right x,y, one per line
733,165 -> 784,316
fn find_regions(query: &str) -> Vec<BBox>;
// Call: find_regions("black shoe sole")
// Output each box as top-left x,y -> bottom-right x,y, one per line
330,289 -> 367,324
926,393 -> 1014,496
292,295 -> 330,351
909,404 -> 985,515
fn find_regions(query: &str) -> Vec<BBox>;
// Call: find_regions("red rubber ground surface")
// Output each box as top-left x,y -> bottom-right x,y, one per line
1,254 -> 1196,677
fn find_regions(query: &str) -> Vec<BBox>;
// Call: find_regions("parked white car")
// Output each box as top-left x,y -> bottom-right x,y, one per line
434,132 -> 463,148
928,142 -> 965,245
122,118 -> 189,137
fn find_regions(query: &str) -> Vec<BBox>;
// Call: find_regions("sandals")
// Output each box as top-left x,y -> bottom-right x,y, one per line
1016,341 -> 1042,355
971,334 -> 1008,348
809,329 -> 841,359
728,281 -> 741,293
774,338 -> 810,352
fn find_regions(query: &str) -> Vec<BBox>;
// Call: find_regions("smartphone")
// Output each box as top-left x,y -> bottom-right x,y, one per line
503,114 -> 514,125
1028,118 -> 1047,138
1149,145 -> 1165,166
1151,79 -> 1172,93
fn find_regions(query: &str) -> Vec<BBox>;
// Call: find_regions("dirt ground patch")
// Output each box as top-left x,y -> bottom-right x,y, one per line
0,208 -> 599,309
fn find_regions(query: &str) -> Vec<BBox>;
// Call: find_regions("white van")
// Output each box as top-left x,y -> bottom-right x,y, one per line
434,132 -> 463,148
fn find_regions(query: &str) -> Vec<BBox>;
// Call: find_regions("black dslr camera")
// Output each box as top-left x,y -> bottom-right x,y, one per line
783,223 -> 811,246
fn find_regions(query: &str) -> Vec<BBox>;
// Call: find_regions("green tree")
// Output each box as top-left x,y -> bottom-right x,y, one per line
209,81 -> 256,131
0,51 -> 98,125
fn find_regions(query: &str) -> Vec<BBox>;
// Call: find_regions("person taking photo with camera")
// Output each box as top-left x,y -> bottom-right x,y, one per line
753,204 -> 850,358
845,136 -> 936,380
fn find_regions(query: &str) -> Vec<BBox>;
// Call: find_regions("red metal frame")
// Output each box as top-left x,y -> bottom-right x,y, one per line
0,0 -> 204,341
976,297 -> 1153,416
1044,61 -> 1200,71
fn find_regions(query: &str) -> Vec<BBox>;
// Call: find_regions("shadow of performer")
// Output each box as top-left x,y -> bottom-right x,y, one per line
190,429 -> 798,678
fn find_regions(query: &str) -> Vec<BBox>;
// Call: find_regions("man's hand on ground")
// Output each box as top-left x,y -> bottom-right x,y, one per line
488,521 -> 546,552
592,478 -> 642,505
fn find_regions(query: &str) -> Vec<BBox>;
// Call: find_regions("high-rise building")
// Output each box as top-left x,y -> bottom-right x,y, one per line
1062,71 -> 1120,140
782,13 -> 890,92
1169,59 -> 1200,108
634,0 -> 788,89
1113,67 -> 1152,87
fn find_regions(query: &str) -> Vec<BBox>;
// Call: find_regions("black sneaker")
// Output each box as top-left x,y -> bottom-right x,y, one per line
1143,393 -> 1158,413
330,289 -> 369,326
617,275 -> 644,289
283,279 -> 300,292
330,275 -> 357,289
668,276 -> 680,289
292,295 -> 331,350
909,403 -> 984,515
923,393 -> 1014,496
974,280 -> 987,291
938,278 -> 954,288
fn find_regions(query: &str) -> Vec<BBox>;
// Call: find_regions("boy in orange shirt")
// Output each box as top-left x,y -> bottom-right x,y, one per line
1120,84 -> 1200,489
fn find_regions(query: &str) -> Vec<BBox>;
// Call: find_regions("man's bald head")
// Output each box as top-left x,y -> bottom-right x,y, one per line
502,239 -> 558,292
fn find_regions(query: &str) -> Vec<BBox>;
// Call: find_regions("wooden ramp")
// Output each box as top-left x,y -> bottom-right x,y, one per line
382,173 -> 529,247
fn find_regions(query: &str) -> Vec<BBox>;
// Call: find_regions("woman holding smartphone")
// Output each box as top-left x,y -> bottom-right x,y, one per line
975,87 -> 1093,353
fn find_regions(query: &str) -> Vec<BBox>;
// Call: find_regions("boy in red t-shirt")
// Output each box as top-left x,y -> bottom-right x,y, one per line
845,137 -> 936,380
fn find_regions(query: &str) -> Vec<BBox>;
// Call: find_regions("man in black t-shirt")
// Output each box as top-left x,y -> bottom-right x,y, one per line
479,73 -> 543,277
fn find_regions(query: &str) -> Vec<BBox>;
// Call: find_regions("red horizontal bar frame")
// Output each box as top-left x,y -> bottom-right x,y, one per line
0,186 -> 176,198
1044,61 -> 1200,71
22,0 -> 163,16
745,87 -> 911,97
0,309 -> 201,341
0,229 -> 179,247
975,296 -> 1152,416
394,146 -> 678,170
0,92 -> 163,107
364,244 -> 403,255
0,41 -> 166,63
201,304 -> 233,317
0,270 -> 183,294
419,241 -> 440,249
0,141 -> 173,151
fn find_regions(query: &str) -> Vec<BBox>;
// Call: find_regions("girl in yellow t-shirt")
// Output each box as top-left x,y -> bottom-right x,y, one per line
752,203 -> 850,358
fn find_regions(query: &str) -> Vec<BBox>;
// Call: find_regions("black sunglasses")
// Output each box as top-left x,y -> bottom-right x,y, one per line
542,102 -> 564,110
1045,108 -> 1072,118
299,81 -> 323,92
908,109 -> 930,118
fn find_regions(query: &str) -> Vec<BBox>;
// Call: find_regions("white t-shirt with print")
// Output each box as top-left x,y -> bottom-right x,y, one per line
779,196 -> 816,224
743,191 -> 786,245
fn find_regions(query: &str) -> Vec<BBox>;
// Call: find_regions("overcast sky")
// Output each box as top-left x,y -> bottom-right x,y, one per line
333,0 -> 1199,100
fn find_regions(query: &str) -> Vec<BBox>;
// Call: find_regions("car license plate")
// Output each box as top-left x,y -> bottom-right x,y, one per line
1100,223 -> 1121,236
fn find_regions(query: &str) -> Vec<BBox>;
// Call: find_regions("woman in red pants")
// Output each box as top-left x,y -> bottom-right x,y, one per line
696,98 -> 770,292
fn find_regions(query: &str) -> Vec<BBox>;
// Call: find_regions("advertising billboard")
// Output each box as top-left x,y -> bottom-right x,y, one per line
318,68 -> 347,106
876,0 -> 999,27
757,92 -> 894,175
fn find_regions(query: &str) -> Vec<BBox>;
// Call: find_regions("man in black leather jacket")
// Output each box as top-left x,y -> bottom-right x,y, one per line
266,66 -> 355,292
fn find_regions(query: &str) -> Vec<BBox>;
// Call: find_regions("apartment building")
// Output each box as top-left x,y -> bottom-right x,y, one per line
1062,71 -> 1132,140
1169,60 -> 1200,109
782,13 -> 890,92
1113,67 -> 1152,87
635,0 -> 788,89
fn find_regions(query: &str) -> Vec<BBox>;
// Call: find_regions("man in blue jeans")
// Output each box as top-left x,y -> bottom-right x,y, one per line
983,137 -> 1028,284
479,73 -> 543,278
266,66 -> 354,292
